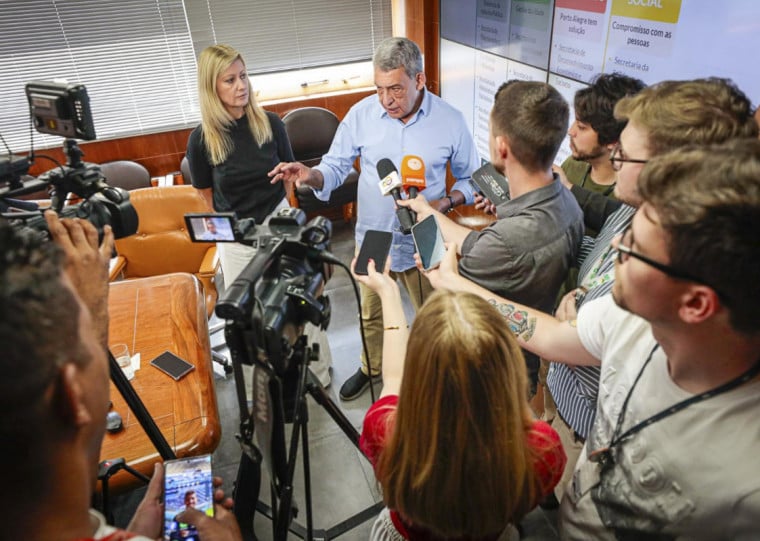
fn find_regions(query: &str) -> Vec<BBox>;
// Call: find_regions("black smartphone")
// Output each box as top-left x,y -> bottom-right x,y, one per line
355,230 -> 393,275
411,214 -> 445,270
470,162 -> 510,205
150,351 -> 195,381
163,454 -> 214,541
184,212 -> 237,242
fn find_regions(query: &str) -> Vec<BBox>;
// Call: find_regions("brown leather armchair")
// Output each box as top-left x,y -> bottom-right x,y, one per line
109,185 -> 219,316
282,107 -> 358,222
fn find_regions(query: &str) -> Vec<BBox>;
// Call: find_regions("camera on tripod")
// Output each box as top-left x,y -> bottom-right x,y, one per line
187,208 -> 383,539
0,80 -> 138,240
186,207 -> 333,377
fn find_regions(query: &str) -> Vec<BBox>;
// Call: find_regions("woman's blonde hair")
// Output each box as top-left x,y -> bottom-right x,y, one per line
197,44 -> 272,165
376,290 -> 546,537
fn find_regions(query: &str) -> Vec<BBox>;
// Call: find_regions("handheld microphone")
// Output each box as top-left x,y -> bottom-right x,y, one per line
401,155 -> 426,198
376,158 -> 415,234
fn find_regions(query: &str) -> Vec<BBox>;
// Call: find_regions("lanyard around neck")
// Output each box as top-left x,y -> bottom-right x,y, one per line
590,344 -> 760,463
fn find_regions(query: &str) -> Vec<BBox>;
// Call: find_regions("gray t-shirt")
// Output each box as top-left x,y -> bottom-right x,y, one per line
459,177 -> 584,315
561,295 -> 760,540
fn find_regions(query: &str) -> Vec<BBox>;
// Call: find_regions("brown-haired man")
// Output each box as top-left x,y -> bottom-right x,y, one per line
402,80 -> 584,391
557,73 -> 646,236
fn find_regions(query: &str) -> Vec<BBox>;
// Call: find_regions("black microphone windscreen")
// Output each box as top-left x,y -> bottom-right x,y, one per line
376,158 -> 397,179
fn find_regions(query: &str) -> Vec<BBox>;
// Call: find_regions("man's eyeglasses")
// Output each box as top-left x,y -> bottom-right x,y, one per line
616,224 -> 707,284
609,142 -> 649,172
376,84 -> 406,99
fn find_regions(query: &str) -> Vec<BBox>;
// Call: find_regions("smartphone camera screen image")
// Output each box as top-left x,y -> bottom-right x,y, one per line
163,454 -> 214,541
411,214 -> 445,270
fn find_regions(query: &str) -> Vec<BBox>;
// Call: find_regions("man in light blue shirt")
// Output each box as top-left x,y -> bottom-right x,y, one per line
270,37 -> 480,400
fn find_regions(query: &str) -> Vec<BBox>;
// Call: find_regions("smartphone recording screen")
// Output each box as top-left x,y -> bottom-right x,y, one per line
184,213 -> 236,242
412,214 -> 445,270
163,454 -> 214,541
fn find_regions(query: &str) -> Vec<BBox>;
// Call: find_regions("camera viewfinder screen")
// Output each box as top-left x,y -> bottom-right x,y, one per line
185,214 -> 235,242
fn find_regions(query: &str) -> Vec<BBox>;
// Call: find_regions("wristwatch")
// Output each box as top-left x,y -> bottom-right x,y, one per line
446,195 -> 455,213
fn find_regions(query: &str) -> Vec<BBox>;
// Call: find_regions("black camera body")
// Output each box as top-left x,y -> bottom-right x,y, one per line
1,81 -> 138,241
212,208 -> 333,377
9,186 -> 137,242
1,153 -> 138,242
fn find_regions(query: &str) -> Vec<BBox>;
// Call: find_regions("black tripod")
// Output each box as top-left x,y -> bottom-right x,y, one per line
97,351 -> 177,522
227,329 -> 383,541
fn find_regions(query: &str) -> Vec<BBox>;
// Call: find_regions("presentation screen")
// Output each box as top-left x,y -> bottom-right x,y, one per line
441,0 -> 760,162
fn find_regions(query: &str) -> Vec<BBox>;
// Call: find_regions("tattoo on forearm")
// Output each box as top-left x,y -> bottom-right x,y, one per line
488,299 -> 537,341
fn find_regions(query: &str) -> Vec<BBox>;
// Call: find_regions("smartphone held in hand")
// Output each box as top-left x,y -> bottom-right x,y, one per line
163,454 -> 214,541
470,162 -> 510,205
355,229 -> 393,275
411,214 -> 445,271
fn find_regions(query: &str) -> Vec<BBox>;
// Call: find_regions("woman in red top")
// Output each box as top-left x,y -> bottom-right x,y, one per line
355,259 -> 566,541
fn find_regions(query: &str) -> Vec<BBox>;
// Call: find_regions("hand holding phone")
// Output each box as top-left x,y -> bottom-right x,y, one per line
470,162 -> 510,205
163,454 -> 214,541
354,230 -> 393,275
411,214 -> 445,271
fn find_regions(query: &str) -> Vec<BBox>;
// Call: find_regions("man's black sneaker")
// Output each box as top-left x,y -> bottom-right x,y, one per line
339,368 -> 381,401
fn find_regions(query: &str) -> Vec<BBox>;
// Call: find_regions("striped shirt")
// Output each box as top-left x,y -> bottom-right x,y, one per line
546,204 -> 636,439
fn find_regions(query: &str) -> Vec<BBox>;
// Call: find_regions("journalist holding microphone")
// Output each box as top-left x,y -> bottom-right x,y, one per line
269,37 -> 480,401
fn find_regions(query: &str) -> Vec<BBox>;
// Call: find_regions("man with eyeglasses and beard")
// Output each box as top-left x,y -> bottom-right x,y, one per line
425,134 -> 760,539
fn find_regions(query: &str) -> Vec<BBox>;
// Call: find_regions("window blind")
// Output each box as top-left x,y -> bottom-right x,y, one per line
185,0 -> 393,74
0,0 -> 198,152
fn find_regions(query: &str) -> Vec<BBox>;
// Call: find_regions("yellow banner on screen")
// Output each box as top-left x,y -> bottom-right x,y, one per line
611,0 -> 682,24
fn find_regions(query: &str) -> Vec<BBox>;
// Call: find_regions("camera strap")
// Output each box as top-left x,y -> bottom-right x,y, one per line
252,364 -> 277,484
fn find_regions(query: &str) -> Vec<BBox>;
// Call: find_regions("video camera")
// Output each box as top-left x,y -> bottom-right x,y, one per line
0,80 -> 138,240
186,207 -> 333,378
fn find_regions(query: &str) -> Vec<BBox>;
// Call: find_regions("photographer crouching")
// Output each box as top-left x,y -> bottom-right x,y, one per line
0,212 -> 242,540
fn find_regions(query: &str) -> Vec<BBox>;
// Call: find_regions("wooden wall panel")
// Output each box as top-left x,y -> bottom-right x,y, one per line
405,0 -> 440,95
405,0 -> 452,188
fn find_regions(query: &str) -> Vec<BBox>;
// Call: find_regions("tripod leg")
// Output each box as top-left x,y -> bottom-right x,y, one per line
101,478 -> 113,525
305,369 -> 361,448
300,402 -> 314,540
233,450 -> 262,541
109,352 -> 175,460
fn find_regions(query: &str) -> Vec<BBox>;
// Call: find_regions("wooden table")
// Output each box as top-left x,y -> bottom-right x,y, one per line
450,203 -> 497,231
99,273 -> 221,493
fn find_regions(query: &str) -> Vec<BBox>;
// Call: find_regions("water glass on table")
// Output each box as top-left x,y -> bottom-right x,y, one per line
111,343 -> 134,380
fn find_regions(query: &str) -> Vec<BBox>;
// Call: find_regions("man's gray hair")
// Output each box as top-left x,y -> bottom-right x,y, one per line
373,37 -> 423,79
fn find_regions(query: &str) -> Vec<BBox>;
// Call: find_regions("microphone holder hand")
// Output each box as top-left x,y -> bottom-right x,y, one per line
396,206 -> 415,234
